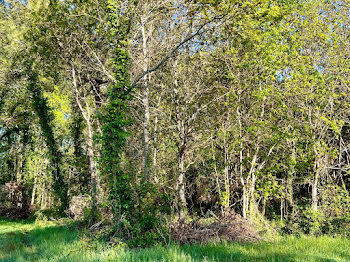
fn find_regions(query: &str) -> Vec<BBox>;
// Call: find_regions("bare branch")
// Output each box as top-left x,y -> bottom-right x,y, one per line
131,14 -> 227,89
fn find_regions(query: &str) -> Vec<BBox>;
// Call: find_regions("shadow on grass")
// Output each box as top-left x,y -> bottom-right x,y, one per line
0,217 -> 35,225
0,221 -> 80,262
176,241 -> 346,262
1,219 -> 350,262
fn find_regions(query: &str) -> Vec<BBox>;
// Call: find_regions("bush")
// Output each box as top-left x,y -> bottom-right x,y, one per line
283,208 -> 350,236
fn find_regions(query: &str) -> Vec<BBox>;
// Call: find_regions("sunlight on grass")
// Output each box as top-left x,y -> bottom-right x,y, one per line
0,218 -> 350,262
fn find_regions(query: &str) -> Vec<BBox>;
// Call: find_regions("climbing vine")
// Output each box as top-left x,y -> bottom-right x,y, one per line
101,0 -> 133,220
27,66 -> 68,211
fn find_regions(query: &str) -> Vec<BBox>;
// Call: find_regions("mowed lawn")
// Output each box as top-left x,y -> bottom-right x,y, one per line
0,218 -> 349,262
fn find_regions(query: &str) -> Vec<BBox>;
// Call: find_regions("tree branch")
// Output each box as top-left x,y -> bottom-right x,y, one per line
130,14 -> 227,89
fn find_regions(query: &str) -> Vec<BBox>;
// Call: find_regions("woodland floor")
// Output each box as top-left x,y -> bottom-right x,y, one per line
0,218 -> 349,262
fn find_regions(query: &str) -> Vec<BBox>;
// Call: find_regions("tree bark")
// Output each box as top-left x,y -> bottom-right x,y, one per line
311,170 -> 319,212
174,60 -> 187,219
178,133 -> 187,220
152,114 -> 159,183
31,175 -> 37,206
87,120 -> 98,211
141,21 -> 151,181
223,137 -> 230,212
72,66 -> 99,211
287,139 -> 296,216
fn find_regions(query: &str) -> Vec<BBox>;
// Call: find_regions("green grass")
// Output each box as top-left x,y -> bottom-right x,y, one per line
0,218 -> 349,262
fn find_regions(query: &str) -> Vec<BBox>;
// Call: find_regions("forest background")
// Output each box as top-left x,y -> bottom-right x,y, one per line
0,0 -> 349,247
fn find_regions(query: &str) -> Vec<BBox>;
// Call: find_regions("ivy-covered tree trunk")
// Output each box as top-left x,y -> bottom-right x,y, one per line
27,68 -> 68,211
102,1 -> 134,221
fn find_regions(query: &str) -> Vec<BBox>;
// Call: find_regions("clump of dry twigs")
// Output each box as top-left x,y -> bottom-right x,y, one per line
171,211 -> 260,244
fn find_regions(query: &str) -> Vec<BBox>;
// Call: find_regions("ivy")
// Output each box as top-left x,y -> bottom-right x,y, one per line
27,65 -> 68,211
101,0 -> 133,220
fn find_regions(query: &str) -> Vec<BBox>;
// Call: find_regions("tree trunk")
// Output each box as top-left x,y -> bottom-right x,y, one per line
152,114 -> 159,183
141,21 -> 151,181
312,145 -> 321,212
249,172 -> 257,218
242,181 -> 248,219
143,86 -> 150,180
312,170 -> 319,212
237,106 -> 247,218
87,120 -> 98,211
72,66 -> 99,212
223,138 -> 230,212
178,138 -> 187,219
28,69 -> 67,211
173,60 -> 188,219
31,175 -> 37,206
286,139 -> 296,217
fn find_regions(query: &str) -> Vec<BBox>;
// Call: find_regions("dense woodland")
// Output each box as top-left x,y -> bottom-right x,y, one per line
0,0 -> 349,246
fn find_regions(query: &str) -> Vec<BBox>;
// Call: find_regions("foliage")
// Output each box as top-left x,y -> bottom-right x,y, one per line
0,0 -> 350,248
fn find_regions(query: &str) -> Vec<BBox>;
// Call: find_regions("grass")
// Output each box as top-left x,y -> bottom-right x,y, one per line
0,218 -> 349,261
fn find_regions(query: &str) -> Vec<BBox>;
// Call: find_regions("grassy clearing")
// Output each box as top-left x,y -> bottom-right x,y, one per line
0,218 -> 349,262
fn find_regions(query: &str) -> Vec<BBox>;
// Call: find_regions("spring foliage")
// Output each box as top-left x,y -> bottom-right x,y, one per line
0,0 -> 349,246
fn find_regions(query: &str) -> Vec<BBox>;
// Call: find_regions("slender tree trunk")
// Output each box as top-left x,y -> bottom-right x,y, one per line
141,21 -> 151,181
248,151 -> 258,218
177,101 -> 187,219
173,60 -> 188,219
312,145 -> 320,212
223,137 -> 230,212
41,181 -> 46,210
249,172 -> 257,218
31,175 -> 37,206
212,140 -> 221,212
87,121 -> 98,211
178,135 -> 187,220
241,180 -> 248,219
40,191 -> 44,210
143,87 -> 150,179
287,140 -> 296,216
312,170 -> 319,212
153,114 -> 159,183
237,106 -> 247,218
72,66 -> 99,211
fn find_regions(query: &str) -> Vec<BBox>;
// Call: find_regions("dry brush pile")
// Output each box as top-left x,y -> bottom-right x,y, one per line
0,182 -> 32,219
171,211 -> 261,244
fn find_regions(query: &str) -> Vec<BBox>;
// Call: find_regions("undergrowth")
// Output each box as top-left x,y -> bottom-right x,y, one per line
1,218 -> 350,262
